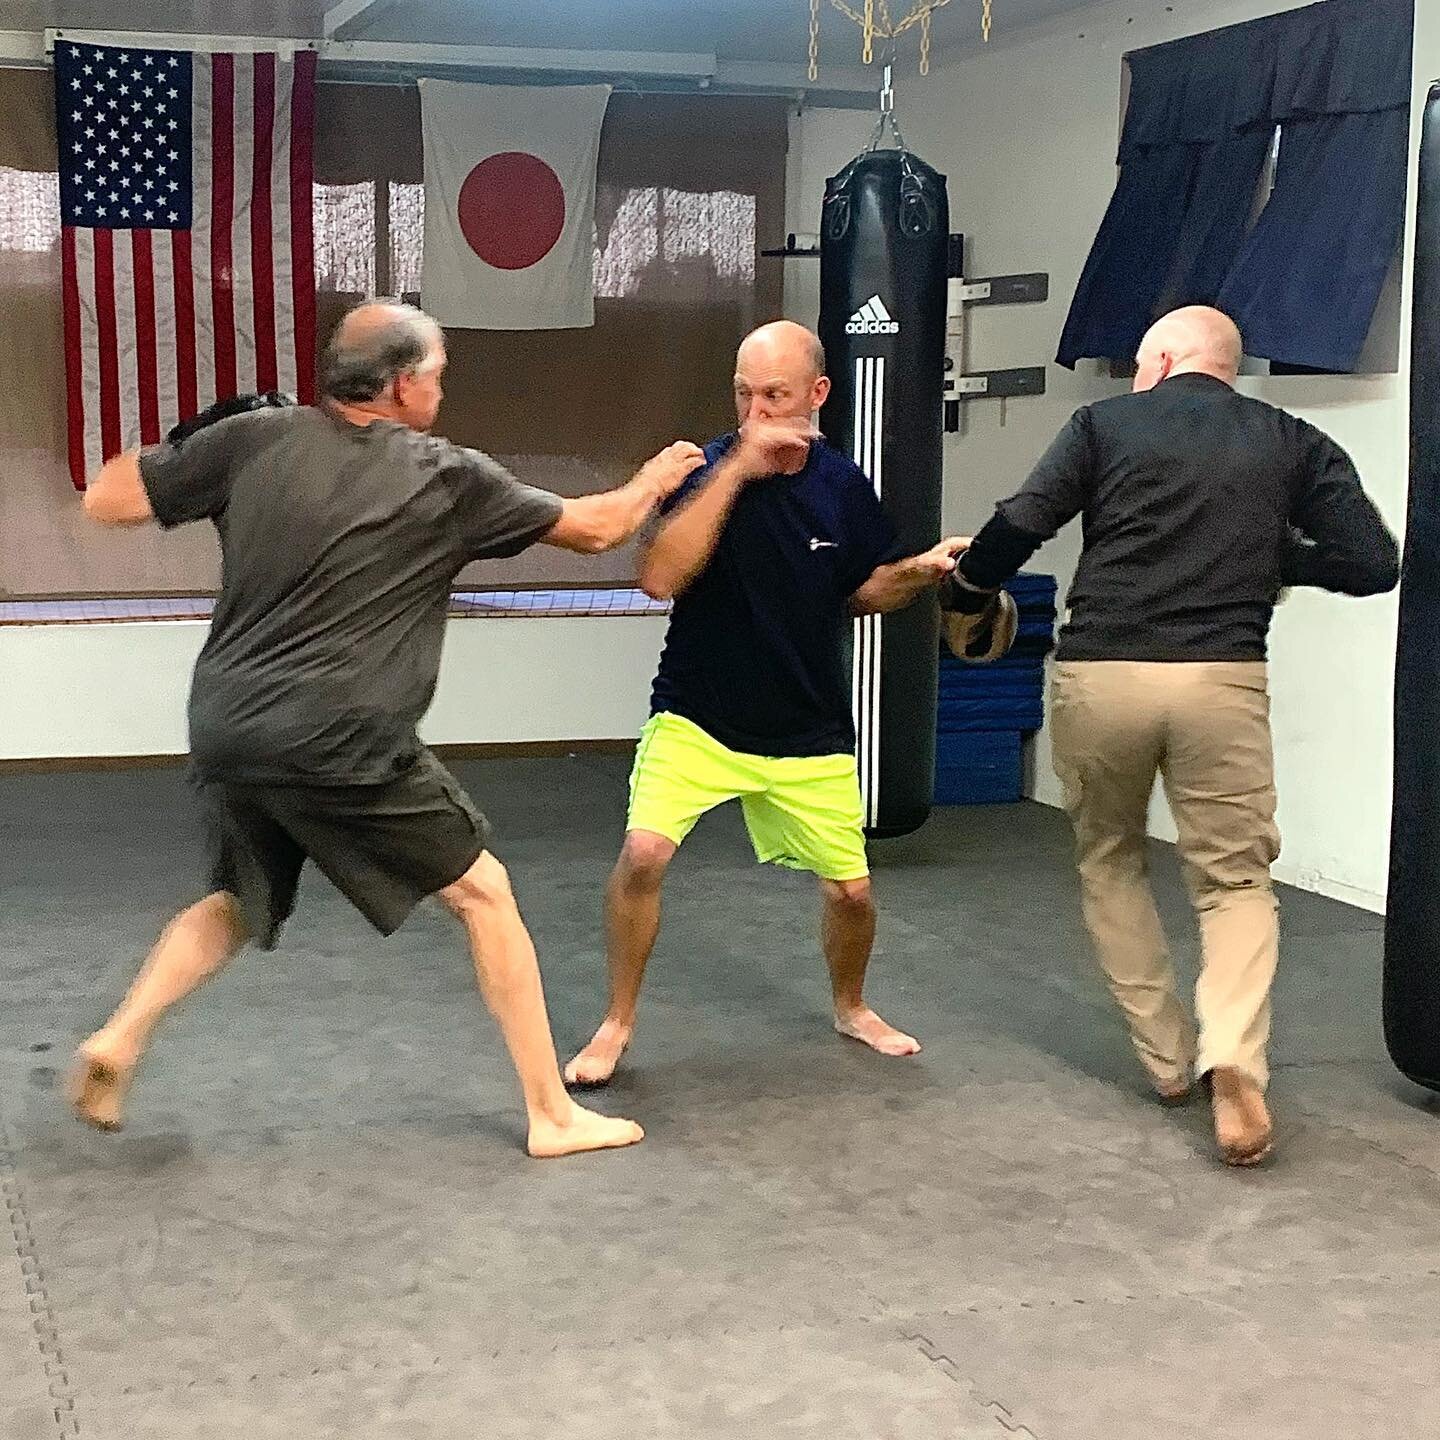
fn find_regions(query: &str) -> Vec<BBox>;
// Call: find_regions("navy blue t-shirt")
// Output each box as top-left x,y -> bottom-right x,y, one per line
650,433 -> 901,758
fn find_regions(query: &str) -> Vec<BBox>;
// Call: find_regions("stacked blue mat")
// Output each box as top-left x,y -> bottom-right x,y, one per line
934,572 -> 1059,805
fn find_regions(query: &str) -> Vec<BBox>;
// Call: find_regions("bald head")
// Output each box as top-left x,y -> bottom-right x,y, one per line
1134,306 -> 1243,392
733,321 -> 830,427
738,321 -> 827,381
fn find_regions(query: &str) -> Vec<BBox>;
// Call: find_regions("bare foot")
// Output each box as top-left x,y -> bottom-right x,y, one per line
1153,1073 -> 1195,1106
1209,1066 -> 1274,1166
68,1037 -> 137,1131
527,1101 -> 644,1159
563,1018 -> 632,1087
834,1007 -> 921,1057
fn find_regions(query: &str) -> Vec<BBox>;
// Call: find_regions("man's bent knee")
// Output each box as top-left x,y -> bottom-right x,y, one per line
438,851 -> 514,920
1183,844 -> 1277,908
822,877 -> 873,914
1190,872 -> 1276,911
615,830 -> 676,893
182,891 -> 250,944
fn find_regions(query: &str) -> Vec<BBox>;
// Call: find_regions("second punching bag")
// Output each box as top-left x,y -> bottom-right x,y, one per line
1385,82 -> 1440,1094
819,147 -> 948,839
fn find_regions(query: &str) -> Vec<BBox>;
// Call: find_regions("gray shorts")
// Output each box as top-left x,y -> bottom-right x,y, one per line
195,750 -> 490,950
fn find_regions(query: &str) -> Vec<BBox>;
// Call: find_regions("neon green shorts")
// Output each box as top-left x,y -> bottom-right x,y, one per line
627,712 -> 869,882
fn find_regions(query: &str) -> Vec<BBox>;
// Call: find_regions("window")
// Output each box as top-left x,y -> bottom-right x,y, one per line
313,180 -> 376,296
1074,4 -> 1409,379
388,180 -> 424,296
1247,115 -> 1398,376
0,166 -> 59,257
595,186 -> 756,300
2,77 -> 786,607
313,179 -> 758,305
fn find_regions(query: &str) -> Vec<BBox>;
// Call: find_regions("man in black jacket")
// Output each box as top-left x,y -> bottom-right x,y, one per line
947,306 -> 1398,1165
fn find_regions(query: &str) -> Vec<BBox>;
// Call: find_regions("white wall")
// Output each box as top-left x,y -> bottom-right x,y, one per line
0,616 -> 667,761
783,104 -> 877,326
823,0 -> 1421,911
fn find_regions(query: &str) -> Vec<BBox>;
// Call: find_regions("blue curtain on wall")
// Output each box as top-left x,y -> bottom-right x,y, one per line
1056,0 -> 1413,372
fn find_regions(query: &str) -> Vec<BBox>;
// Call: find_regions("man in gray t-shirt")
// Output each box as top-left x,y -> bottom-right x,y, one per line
69,301 -> 703,1160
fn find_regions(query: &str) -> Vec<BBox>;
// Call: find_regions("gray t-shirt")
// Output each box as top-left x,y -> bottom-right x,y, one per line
140,406 -> 564,785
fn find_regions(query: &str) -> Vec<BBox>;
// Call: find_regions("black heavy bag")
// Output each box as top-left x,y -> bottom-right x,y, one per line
819,147 -> 948,839
1385,82 -> 1440,1093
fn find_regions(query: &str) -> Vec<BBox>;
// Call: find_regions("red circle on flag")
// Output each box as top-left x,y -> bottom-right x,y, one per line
457,152 -> 566,270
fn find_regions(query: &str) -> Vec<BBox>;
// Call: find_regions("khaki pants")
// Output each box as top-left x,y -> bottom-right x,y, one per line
1050,661 -> 1281,1090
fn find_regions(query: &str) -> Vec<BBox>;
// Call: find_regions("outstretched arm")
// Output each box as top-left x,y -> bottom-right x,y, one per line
951,408 -> 1093,601
850,536 -> 970,614
542,442 -> 706,555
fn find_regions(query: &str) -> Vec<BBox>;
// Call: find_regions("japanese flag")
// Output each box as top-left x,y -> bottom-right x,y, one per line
419,80 -> 611,330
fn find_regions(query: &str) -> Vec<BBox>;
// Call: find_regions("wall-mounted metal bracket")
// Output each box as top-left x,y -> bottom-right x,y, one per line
944,367 -> 1047,399
946,235 -> 1049,432
951,273 -> 1049,306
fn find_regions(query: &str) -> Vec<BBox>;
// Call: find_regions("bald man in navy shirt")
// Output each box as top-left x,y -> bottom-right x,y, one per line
568,321 -> 966,1086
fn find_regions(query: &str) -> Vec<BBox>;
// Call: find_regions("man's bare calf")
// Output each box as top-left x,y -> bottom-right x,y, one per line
440,853 -> 643,1156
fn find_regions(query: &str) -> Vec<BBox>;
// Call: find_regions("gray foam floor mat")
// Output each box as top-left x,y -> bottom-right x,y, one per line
2,757 -> 1437,1438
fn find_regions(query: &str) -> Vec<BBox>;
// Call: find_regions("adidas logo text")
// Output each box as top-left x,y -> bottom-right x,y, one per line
845,295 -> 900,335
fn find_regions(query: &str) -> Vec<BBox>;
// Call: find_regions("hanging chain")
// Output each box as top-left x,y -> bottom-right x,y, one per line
982,0 -> 992,42
879,47 -> 895,113
892,0 -> 949,37
866,44 -> 916,162
811,0 -> 956,74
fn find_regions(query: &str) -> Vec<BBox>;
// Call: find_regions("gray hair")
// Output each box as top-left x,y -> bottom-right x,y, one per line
320,302 -> 444,403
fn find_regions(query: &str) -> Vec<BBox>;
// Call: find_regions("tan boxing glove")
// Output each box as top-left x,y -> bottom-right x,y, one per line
939,574 -> 1019,663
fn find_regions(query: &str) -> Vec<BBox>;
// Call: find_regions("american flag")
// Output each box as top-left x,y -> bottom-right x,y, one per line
55,40 -> 316,489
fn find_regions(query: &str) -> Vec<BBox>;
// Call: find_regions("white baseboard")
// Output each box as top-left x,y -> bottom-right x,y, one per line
1025,793 -> 1387,917
1270,864 -> 1386,916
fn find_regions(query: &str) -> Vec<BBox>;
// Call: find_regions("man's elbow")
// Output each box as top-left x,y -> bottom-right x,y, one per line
83,456 -> 151,526
1357,555 -> 1401,597
639,570 -> 674,602
83,479 -> 124,525
1351,537 -> 1402,596
555,514 -> 617,554
575,526 -> 614,555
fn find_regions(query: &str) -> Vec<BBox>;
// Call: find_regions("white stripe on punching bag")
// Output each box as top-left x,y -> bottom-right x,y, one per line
849,355 -> 887,829
851,356 -> 870,822
868,357 -> 885,827
872,358 -> 885,499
